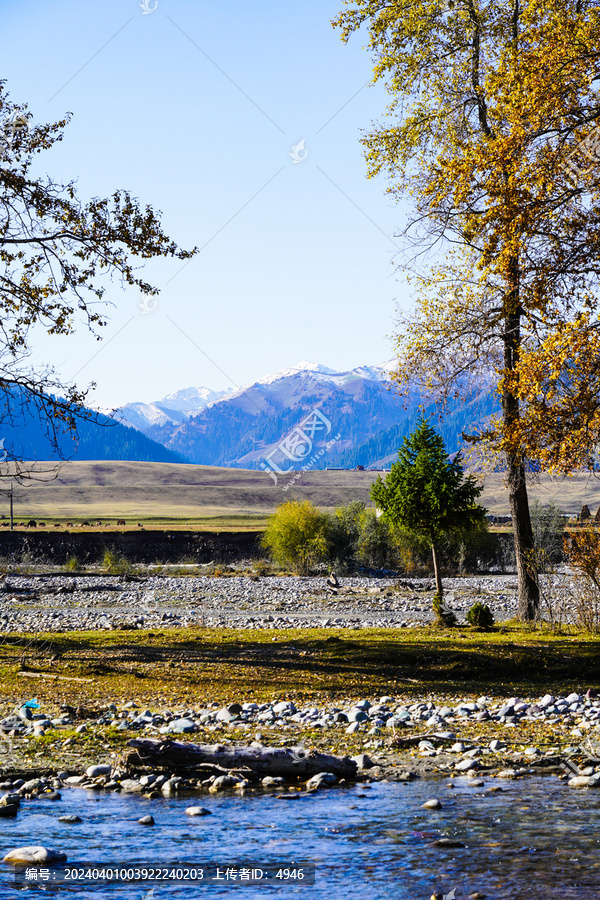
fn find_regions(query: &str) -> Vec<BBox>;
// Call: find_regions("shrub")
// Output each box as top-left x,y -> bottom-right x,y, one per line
466,601 -> 495,629
65,555 -> 81,572
530,500 -> 565,568
102,548 -> 133,575
564,526 -> 600,633
325,501 -> 365,571
262,500 -> 329,575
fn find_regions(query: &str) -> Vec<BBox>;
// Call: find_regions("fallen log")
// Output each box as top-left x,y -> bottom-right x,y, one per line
127,739 -> 357,781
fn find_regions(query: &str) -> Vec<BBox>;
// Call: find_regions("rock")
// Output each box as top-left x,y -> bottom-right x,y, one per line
261,776 -> 285,787
346,722 -> 360,734
168,718 -> 197,733
0,794 -> 20,808
432,838 -> 465,848
86,764 -> 111,778
20,779 -> 41,794
496,768 -> 517,779
59,815 -> 82,824
455,759 -> 477,771
466,780 -> 485,787
352,754 -> 375,770
489,740 -> 504,751
568,774 -> 600,788
4,847 -> 67,865
64,776 -> 85,785
42,791 -> 61,801
185,806 -> 212,816
306,772 -> 337,790
422,799 -> 442,809
347,709 -> 368,723
138,815 -> 155,825
119,779 -> 144,793
0,803 -> 18,818
208,775 -> 242,792
75,724 -> 87,734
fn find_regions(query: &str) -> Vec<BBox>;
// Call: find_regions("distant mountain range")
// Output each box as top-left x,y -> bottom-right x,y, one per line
0,389 -> 184,466
114,361 -> 499,471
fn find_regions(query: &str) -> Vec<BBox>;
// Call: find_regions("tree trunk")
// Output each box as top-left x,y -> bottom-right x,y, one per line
431,543 -> 443,598
126,739 -> 358,781
503,284 -> 539,621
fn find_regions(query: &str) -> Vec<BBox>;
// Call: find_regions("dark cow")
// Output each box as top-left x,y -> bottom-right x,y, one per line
117,519 -> 126,526
27,520 -> 36,528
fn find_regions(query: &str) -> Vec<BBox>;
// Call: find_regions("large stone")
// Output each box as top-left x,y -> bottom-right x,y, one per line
86,765 -> 111,778
306,772 -> 337,790
168,718 -> 197,733
119,779 -> 144,793
422,799 -> 442,809
4,847 -> 67,865
347,709 -> 368,723
185,806 -> 212,816
352,754 -> 375,770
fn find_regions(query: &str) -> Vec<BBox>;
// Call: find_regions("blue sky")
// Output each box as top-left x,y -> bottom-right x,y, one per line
3,0 -> 410,407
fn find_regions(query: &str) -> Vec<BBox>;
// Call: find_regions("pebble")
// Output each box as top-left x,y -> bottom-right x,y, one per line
422,799 -> 442,809
138,815 -> 155,825
59,815 -> 82,824
185,806 -> 212,816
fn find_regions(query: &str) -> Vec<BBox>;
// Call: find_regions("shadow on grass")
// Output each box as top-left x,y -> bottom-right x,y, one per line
5,628 -> 600,696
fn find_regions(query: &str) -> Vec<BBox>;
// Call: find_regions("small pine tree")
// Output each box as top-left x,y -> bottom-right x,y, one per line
371,416 -> 486,609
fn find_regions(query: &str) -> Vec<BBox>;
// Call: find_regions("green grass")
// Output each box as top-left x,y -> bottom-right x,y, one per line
3,624 -> 599,709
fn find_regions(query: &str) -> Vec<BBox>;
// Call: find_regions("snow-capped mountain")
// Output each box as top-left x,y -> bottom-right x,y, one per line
115,360 -> 497,471
116,386 -> 233,431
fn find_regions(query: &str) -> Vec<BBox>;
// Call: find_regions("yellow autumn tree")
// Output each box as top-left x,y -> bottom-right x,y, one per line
334,0 -> 600,620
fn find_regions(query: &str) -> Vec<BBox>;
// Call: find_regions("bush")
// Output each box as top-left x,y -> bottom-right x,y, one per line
530,500 -> 565,568
65,555 -> 81,572
564,526 -> 600,633
466,601 -> 495,629
325,501 -> 365,571
102,548 -> 133,575
262,500 -> 329,574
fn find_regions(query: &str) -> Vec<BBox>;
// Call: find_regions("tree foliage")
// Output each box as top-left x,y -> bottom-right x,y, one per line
333,0 -> 600,618
262,500 -> 329,574
371,417 -> 486,598
0,82 -> 195,468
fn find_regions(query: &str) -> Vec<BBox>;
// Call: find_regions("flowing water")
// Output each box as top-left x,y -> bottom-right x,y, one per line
1,775 -> 599,898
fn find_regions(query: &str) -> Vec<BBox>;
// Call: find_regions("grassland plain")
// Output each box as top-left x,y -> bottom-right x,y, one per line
2,460 -> 600,524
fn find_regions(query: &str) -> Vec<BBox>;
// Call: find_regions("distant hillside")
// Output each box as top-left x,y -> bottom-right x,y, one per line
0,391 -> 184,465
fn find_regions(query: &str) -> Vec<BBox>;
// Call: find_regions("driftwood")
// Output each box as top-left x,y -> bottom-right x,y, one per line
127,739 -> 357,780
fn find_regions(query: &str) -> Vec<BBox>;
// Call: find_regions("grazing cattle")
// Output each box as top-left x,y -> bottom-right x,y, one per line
54,523 -> 62,527
66,522 -> 74,528
117,519 -> 126,526
81,521 -> 91,527
27,520 -> 36,528
137,523 -> 143,528
38,522 -> 46,527
94,521 -> 102,527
